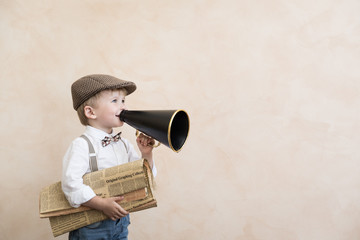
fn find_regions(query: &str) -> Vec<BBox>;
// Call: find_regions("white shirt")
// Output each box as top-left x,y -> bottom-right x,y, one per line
61,125 -> 157,208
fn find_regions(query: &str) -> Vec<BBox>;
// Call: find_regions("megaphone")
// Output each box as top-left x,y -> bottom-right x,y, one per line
118,110 -> 190,152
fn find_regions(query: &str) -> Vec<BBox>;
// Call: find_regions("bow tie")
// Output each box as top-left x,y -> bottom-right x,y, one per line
101,132 -> 121,147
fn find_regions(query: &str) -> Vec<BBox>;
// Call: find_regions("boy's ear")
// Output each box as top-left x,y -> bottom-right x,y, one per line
84,106 -> 96,119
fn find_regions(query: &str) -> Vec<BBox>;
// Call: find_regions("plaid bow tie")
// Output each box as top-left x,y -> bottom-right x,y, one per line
101,132 -> 121,147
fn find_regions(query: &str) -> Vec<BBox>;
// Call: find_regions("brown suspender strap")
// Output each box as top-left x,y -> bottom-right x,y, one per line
80,135 -> 98,172
120,139 -> 129,154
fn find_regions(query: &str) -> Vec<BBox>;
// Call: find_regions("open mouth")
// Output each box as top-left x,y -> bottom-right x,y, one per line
115,113 -> 123,122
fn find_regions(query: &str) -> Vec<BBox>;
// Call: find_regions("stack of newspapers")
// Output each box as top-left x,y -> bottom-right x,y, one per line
39,159 -> 157,237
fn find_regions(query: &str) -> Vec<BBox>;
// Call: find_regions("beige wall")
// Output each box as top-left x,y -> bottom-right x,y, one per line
1,0 -> 360,239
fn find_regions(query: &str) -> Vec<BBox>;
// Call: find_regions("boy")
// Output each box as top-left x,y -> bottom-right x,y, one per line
62,74 -> 156,240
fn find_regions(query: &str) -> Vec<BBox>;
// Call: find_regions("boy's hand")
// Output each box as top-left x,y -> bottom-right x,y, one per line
136,133 -> 154,157
83,196 -> 128,221
136,133 -> 154,169
100,196 -> 128,220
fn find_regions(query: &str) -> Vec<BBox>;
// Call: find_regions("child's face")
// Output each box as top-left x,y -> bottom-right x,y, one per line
91,89 -> 126,133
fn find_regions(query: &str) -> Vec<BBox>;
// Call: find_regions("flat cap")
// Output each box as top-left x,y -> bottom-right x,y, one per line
71,74 -> 136,110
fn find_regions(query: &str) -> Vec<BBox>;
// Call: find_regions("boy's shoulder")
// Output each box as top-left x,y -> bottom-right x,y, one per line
68,135 -> 90,150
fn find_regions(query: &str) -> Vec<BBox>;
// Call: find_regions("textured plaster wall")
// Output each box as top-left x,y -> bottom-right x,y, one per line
1,0 -> 360,239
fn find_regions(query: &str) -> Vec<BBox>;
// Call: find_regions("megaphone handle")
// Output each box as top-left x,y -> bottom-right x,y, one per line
135,130 -> 161,148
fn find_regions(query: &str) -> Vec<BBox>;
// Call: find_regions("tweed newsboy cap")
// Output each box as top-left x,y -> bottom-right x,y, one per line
71,74 -> 136,110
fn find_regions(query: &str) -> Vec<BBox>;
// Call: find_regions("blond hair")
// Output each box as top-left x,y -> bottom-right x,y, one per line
77,88 -> 127,126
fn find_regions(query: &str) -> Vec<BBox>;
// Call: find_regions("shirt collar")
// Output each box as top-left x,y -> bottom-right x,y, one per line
85,125 -> 116,141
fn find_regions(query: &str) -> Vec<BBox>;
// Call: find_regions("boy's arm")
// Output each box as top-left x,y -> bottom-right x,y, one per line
82,196 -> 128,220
125,137 -> 157,177
136,133 -> 154,168
63,138 -> 129,219
62,138 -> 97,208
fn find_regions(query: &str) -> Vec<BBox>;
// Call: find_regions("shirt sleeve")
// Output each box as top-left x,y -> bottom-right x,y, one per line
61,137 -> 96,208
124,138 -> 157,177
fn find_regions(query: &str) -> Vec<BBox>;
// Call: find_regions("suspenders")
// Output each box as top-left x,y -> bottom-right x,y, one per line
80,134 -> 130,173
80,135 -> 98,172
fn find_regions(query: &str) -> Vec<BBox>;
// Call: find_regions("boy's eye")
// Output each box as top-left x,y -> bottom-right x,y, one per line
122,99 -> 125,103
112,99 -> 117,103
